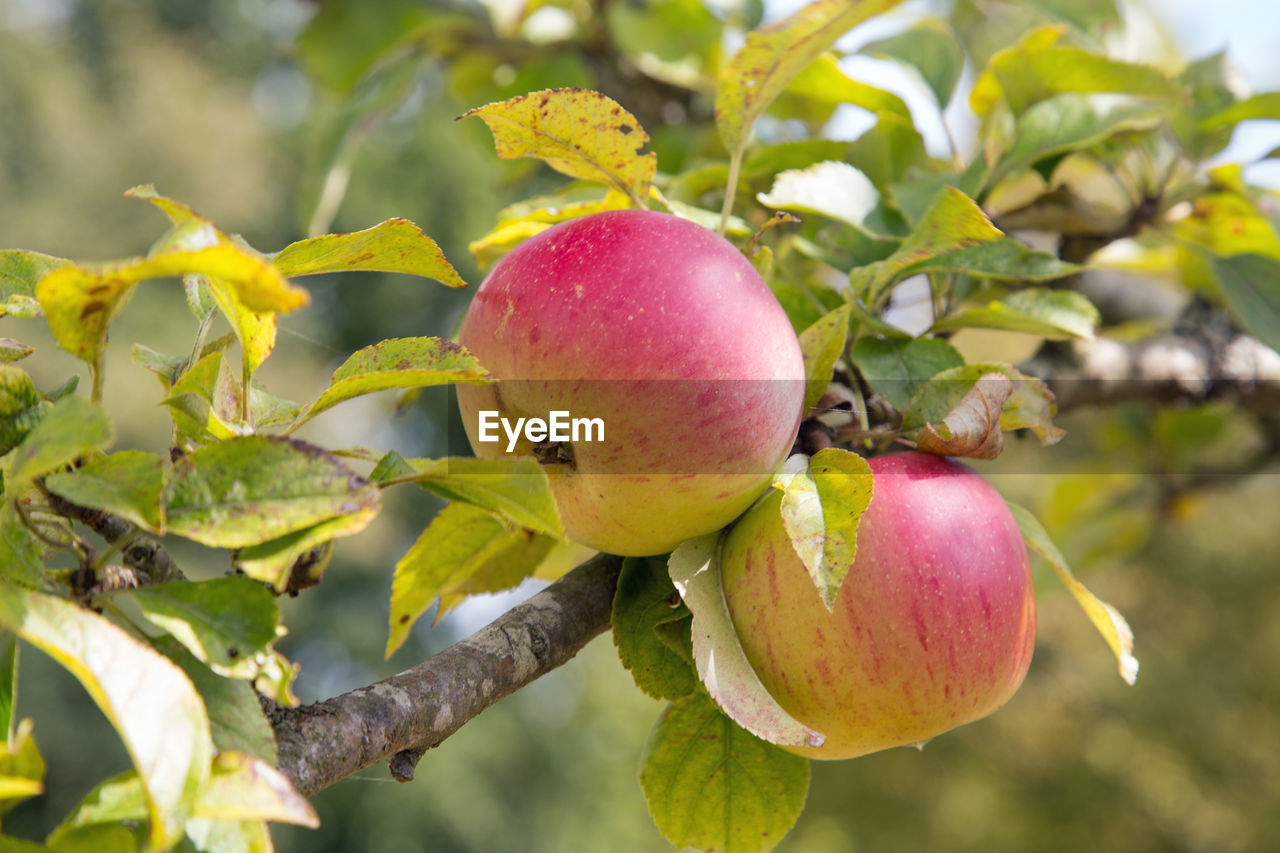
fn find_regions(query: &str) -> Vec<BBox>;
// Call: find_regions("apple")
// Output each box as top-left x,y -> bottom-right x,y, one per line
720,450 -> 1036,759
456,209 -> 806,556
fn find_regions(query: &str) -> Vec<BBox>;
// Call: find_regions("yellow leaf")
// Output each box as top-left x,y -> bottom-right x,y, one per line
273,218 -> 468,287
461,89 -> 656,205
1007,502 -> 1139,685
715,0 -> 905,155
468,191 -> 632,269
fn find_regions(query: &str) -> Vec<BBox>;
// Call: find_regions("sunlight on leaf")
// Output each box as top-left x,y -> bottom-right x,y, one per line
0,586 -> 212,850
1007,502 -> 1139,684
715,0 -> 905,155
667,533 -> 823,748
273,218 -> 467,287
771,449 -> 875,607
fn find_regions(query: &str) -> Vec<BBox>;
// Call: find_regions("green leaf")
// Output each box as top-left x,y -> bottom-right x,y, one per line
46,771 -> 152,846
161,350 -> 245,443
0,339 -> 34,363
970,26 -> 1178,118
151,638 -> 277,764
779,53 -> 911,120
715,0 -> 905,156
797,303 -> 852,412
7,397 -> 113,493
667,534 -> 822,748
131,336 -> 236,392
380,455 -> 564,539
902,237 -> 1080,283
1209,254 -> 1280,353
461,89 -> 656,204
0,632 -> 14,737
184,274 -> 218,321
386,503 -> 556,657
193,752 -> 317,828
848,186 -> 1002,301
903,362 -> 1064,445
1200,91 -> 1280,130
932,287 -> 1099,339
293,337 -> 491,427
757,161 -> 881,230
0,365 -> 48,457
862,19 -> 965,107
850,336 -> 964,412
612,557 -> 696,702
993,94 -> 1170,182
273,218 -> 467,288
847,112 -> 929,195
771,449 -> 875,608
1006,502 -> 1138,684
0,249 -> 66,318
1027,0 -> 1121,35
233,508 -> 378,592
164,436 -> 380,549
606,0 -> 722,89
0,505 -> 46,587
295,0 -> 437,92
640,691 -> 810,853
48,754 -> 315,849
0,585 -> 212,851
0,719 -> 44,816
45,450 -> 165,533
127,578 -> 279,679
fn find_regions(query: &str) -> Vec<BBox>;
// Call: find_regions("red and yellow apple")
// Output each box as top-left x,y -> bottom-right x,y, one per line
457,209 -> 805,556
721,450 -> 1036,759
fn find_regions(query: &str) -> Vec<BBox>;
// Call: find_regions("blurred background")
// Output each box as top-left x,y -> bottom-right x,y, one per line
2,0 -> 1279,850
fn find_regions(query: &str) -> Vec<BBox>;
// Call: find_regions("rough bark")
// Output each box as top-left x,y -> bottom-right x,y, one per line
270,553 -> 624,796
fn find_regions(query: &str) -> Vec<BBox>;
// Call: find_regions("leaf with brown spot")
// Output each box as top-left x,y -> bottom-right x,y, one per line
291,337 -> 492,428
461,89 -> 656,205
915,372 -> 1013,459
163,435 -> 380,549
37,189 -> 306,366
273,218 -> 467,287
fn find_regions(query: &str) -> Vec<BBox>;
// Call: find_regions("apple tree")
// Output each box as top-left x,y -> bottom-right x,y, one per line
2,0 -> 1279,850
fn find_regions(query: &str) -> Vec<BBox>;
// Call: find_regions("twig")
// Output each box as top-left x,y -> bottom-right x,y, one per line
271,553 -> 624,796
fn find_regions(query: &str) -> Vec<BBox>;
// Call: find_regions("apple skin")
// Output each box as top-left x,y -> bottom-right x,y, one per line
721,450 -> 1036,759
456,209 -> 806,557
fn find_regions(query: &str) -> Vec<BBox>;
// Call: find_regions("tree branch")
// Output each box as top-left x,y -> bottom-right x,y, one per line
270,552 -> 624,797
1022,331 -> 1280,414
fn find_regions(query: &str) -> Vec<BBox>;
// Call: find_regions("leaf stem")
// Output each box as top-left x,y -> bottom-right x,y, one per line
90,355 -> 105,405
241,357 -> 253,428
718,147 -> 745,236
90,525 -> 142,573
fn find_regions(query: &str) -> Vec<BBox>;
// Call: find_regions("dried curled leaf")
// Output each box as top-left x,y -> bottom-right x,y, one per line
915,372 -> 1014,459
